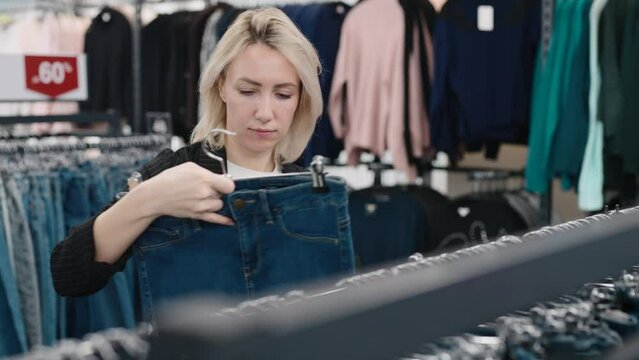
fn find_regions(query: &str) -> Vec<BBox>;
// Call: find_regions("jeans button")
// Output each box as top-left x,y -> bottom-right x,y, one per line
233,198 -> 246,209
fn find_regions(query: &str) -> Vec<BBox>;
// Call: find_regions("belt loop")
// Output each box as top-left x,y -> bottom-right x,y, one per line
190,218 -> 201,232
258,189 -> 273,224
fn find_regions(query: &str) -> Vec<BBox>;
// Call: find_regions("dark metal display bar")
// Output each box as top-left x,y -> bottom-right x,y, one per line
149,210 -> 639,360
0,113 -> 121,136
424,164 -> 525,177
132,0 -> 143,133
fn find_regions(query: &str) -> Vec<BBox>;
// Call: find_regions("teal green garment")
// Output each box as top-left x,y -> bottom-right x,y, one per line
526,0 -> 576,193
578,0 -> 610,211
551,0 -> 591,191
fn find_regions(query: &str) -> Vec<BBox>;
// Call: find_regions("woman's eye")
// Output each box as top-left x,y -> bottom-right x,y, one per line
276,93 -> 292,100
239,90 -> 255,95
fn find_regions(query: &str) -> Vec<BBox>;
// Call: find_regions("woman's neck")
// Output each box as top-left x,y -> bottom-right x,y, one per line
225,142 -> 276,172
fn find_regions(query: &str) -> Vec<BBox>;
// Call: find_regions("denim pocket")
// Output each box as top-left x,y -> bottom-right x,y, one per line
275,206 -> 340,244
137,216 -> 189,251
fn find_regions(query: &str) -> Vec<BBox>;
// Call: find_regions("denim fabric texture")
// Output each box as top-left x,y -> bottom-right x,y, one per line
60,168 -> 92,233
5,174 -> 43,348
66,258 -> 140,339
0,176 -> 27,356
26,174 -> 57,346
83,163 -> 110,214
49,172 -> 67,340
135,175 -> 355,321
66,163 -> 141,339
0,154 -> 152,353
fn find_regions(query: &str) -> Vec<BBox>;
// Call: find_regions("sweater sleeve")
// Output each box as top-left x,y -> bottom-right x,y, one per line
50,148 -> 176,297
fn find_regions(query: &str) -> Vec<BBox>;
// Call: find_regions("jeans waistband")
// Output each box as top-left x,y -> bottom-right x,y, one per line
220,175 -> 348,220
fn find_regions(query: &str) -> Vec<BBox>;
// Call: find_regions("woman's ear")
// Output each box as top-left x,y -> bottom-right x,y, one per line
218,80 -> 226,103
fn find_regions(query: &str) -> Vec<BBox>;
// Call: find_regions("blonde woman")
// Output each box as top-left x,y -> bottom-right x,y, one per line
52,8 -> 323,297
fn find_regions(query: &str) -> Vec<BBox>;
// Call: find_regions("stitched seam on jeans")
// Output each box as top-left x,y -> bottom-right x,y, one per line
336,213 -> 355,271
134,249 -> 154,322
137,234 -> 185,251
237,219 -> 252,297
145,224 -> 182,237
276,201 -> 346,214
249,225 -> 262,277
275,213 -> 339,244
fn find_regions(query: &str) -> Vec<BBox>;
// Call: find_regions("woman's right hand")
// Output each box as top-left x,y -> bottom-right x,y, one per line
142,162 -> 236,225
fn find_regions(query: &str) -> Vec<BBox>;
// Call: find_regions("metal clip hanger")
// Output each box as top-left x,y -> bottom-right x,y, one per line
201,128 -> 237,177
310,155 -> 329,192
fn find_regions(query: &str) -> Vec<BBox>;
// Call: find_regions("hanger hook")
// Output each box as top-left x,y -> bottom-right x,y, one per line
201,128 -> 237,175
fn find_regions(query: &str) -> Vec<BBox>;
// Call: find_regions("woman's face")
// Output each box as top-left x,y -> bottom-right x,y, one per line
220,43 -> 301,158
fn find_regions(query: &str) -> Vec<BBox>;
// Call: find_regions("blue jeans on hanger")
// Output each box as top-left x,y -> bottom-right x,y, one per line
65,164 -> 140,339
135,175 -> 355,321
82,163 -> 110,215
0,176 -> 27,356
49,172 -> 67,340
60,167 -> 92,233
25,173 -> 57,346
66,259 -> 140,339
5,174 -> 42,348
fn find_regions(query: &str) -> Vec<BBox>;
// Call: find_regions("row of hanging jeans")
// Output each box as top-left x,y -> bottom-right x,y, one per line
5,170 -> 358,358
5,324 -> 152,360
0,136 -> 165,357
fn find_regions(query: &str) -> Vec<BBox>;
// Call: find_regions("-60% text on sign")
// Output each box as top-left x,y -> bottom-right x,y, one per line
24,55 -> 79,98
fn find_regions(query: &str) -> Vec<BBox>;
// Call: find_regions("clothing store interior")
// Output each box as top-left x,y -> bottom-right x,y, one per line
1,0 -> 639,358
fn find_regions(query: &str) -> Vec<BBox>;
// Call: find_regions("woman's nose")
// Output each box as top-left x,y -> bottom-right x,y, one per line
255,95 -> 274,122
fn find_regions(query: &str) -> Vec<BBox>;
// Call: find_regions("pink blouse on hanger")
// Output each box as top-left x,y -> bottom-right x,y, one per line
329,0 -> 434,178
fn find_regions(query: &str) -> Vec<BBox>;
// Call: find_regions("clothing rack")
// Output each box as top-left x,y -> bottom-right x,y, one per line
6,325 -> 152,360
0,113 -> 122,136
424,164 -> 553,226
0,134 -> 168,154
0,0 -> 75,13
147,207 -> 639,360
339,159 -> 553,225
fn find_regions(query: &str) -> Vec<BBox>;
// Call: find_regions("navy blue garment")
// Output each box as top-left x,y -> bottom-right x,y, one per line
215,7 -> 243,41
135,175 -> 355,321
281,3 -> 349,165
349,187 -> 427,268
429,0 -> 540,160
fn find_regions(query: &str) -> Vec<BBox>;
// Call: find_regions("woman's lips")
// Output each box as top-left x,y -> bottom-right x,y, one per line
250,128 -> 276,138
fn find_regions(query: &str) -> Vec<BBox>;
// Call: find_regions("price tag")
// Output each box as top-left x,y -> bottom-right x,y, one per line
24,55 -> 79,98
477,5 -> 494,32
0,54 -> 86,101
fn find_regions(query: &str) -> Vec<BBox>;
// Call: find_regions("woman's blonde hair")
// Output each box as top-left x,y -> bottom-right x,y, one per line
191,7 -> 323,165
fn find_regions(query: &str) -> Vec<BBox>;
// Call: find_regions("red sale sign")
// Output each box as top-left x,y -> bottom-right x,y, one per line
24,55 -> 79,98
